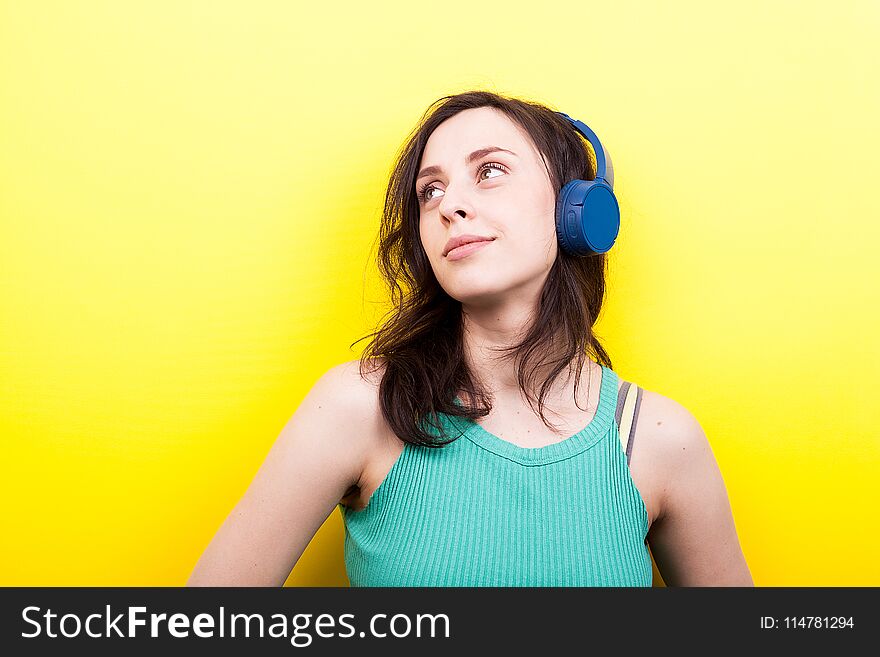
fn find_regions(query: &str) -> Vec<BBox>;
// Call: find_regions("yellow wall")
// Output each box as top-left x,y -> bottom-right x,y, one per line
1,1 -> 877,586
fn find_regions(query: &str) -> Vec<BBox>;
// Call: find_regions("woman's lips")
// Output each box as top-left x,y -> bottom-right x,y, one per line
445,239 -> 494,261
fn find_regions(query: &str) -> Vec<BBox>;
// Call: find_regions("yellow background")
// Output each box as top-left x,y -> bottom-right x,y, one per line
1,1 -> 877,586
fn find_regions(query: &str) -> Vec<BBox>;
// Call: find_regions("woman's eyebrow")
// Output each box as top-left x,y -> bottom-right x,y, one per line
416,146 -> 518,181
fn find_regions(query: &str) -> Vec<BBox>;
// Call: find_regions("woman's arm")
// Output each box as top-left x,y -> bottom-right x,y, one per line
644,393 -> 754,586
186,362 -> 374,587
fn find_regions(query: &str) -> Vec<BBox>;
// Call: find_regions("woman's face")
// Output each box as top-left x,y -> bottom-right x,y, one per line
417,107 -> 558,307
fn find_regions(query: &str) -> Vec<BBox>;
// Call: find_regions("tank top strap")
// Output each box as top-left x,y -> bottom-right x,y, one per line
615,380 -> 643,467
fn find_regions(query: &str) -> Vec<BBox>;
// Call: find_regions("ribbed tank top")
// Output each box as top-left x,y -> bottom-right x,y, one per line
339,365 -> 652,586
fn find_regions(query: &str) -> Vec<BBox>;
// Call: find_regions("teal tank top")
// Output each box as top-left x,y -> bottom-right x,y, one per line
339,365 -> 652,586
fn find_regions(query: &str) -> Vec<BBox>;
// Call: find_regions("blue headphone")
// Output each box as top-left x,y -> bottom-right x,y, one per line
554,112 -> 620,256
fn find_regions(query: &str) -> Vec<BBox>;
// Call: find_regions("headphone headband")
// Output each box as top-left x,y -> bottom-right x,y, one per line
555,112 -> 614,188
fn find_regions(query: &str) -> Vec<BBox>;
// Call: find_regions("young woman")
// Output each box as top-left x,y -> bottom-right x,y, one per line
187,90 -> 753,587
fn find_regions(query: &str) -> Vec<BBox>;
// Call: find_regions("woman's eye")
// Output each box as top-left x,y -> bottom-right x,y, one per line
418,162 -> 508,204
479,162 -> 507,180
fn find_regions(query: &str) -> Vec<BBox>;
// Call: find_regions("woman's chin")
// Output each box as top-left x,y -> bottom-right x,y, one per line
446,285 -> 508,306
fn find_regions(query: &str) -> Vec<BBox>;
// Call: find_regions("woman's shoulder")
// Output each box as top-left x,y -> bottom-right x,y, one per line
322,357 -> 397,448
320,358 -> 387,425
617,373 -> 707,453
621,379 -> 715,512
631,384 -> 708,454
325,357 -> 385,389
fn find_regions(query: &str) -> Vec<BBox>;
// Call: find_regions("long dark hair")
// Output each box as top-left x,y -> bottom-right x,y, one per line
351,90 -> 613,447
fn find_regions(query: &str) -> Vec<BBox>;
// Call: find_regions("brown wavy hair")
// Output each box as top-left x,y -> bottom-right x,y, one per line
351,90 -> 613,447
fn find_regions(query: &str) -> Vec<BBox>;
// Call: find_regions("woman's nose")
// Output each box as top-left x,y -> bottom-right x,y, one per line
438,183 -> 474,222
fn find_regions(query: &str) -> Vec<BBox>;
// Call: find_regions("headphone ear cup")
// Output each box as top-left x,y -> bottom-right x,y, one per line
555,180 -> 621,256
